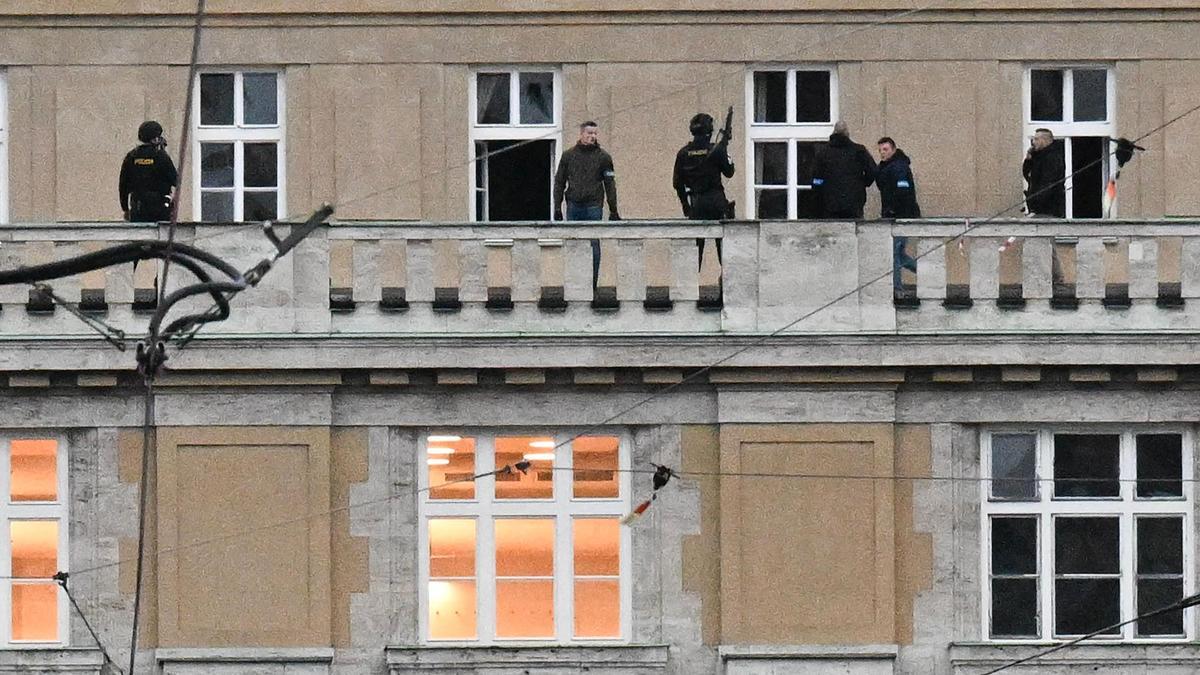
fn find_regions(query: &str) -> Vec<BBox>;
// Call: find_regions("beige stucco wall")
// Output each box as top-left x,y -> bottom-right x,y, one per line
3,8 -> 1200,222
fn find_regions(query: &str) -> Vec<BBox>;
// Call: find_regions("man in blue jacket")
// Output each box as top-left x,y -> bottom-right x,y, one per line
876,137 -> 921,291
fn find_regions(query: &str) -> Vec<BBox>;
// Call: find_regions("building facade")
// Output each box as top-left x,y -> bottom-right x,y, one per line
0,2 -> 1196,674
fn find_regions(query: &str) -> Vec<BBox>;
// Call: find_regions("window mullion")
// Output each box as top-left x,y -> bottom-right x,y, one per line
1121,512 -> 1134,638
556,512 -> 571,640
786,69 -> 797,125
1063,69 -> 1074,124
478,437 -> 496,642
233,72 -> 244,127
786,140 -> 798,220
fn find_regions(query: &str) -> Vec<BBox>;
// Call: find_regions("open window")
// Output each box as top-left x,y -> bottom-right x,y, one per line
470,70 -> 561,221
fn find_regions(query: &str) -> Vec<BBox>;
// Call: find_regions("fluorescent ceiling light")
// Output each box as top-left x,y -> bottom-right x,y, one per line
427,458 -> 451,466
427,435 -> 462,442
529,440 -> 556,448
523,452 -> 555,461
427,447 -> 455,455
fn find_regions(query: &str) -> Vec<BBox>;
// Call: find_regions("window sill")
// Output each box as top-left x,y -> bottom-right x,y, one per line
0,647 -> 104,673
156,648 -> 334,674
719,645 -> 897,674
949,642 -> 1200,672
386,644 -> 669,673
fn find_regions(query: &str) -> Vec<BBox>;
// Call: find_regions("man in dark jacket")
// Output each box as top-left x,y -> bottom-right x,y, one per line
812,121 -> 876,219
876,137 -> 921,291
1022,128 -> 1065,217
553,121 -> 620,286
119,120 -> 178,222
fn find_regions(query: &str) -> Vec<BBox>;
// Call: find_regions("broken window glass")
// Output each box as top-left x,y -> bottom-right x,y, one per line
991,433 -> 1038,500
1053,434 -> 1119,497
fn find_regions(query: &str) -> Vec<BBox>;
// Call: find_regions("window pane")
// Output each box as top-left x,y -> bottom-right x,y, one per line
1053,434 -> 1119,497
496,579 -> 553,638
573,436 -> 618,498
200,192 -> 234,222
428,436 -> 476,500
200,143 -> 234,188
796,70 -> 832,123
796,141 -> 818,185
574,518 -> 619,576
1055,578 -> 1120,636
518,72 -> 554,125
243,192 -> 278,222
495,436 -> 554,500
1030,69 -> 1064,121
991,433 -> 1037,500
1073,69 -> 1107,122
428,580 -> 476,639
1070,136 -> 1105,219
753,71 -> 787,123
244,143 -> 278,188
796,188 -> 820,219
991,578 -> 1038,638
1137,517 -> 1183,575
1055,516 -> 1118,574
1137,433 -> 1183,498
476,73 -> 510,125
10,440 -> 56,502
495,518 -> 553,576
756,189 -> 787,219
991,517 -> 1037,575
1137,578 -> 1184,637
11,583 -> 56,641
755,142 -> 787,185
11,521 -> 57,579
243,73 -> 278,125
199,73 -> 235,126
575,579 -> 620,638
428,518 -> 475,577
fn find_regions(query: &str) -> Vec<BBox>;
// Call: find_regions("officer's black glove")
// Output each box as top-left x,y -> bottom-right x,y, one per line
553,208 -> 563,221
608,211 -> 621,221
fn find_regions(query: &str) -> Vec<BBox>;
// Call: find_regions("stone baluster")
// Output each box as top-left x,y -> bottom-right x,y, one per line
379,240 -> 408,311
432,239 -> 462,311
484,239 -> 514,311
329,239 -> 355,311
642,238 -> 673,311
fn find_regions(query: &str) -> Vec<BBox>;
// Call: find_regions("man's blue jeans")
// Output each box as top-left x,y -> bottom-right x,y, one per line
893,236 -> 918,290
566,202 -> 603,287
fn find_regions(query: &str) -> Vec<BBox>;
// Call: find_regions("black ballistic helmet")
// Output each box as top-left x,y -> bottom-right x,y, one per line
689,113 -> 714,136
138,120 -> 164,143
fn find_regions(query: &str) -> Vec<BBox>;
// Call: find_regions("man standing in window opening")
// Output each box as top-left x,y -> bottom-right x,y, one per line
119,121 -> 178,223
812,120 -> 876,219
674,112 -> 736,266
553,121 -> 620,287
1023,128 -> 1065,218
876,137 -> 921,292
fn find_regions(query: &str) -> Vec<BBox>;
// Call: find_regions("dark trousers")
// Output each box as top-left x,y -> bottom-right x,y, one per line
566,202 -> 604,287
893,237 -> 918,290
689,191 -> 727,269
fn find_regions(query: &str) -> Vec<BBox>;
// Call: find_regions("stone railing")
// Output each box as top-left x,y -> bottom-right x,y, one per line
0,219 -> 1198,338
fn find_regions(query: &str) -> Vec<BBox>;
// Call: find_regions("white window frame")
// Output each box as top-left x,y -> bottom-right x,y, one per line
418,431 -> 632,645
1022,66 -> 1117,219
744,66 -> 838,220
981,427 -> 1194,643
0,434 -> 69,647
191,69 -> 286,222
0,69 -> 8,225
468,67 -> 563,222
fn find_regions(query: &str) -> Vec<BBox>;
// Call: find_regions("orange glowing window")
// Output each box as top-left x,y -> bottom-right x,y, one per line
573,518 -> 620,638
10,440 -> 57,502
495,518 -> 554,638
428,519 -> 476,639
495,437 -> 554,500
10,521 -> 58,641
427,436 -> 476,500
573,436 -> 619,499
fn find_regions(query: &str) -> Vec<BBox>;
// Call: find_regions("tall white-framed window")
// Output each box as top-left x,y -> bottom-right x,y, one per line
744,66 -> 837,219
418,432 -> 631,643
469,68 -> 562,222
0,69 -> 8,224
0,437 -> 68,646
1023,67 -> 1116,219
981,429 -> 1193,642
193,70 -> 285,222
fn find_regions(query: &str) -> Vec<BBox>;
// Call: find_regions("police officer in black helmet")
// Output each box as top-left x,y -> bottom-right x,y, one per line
119,121 -> 178,222
674,112 -> 735,264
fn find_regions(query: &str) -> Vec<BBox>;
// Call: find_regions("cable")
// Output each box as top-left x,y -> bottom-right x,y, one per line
33,283 -> 129,352
978,592 -> 1200,674
53,572 -> 123,675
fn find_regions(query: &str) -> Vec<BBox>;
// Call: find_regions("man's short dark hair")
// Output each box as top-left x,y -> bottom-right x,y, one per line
580,121 -> 598,130
877,136 -> 896,147
1035,128 -> 1054,138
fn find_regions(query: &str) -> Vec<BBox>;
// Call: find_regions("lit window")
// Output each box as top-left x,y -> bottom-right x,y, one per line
420,433 -> 628,643
1,438 -> 65,645
746,67 -> 836,219
982,430 -> 1193,641
470,69 -> 561,222
193,71 -> 284,222
1023,67 -> 1115,218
